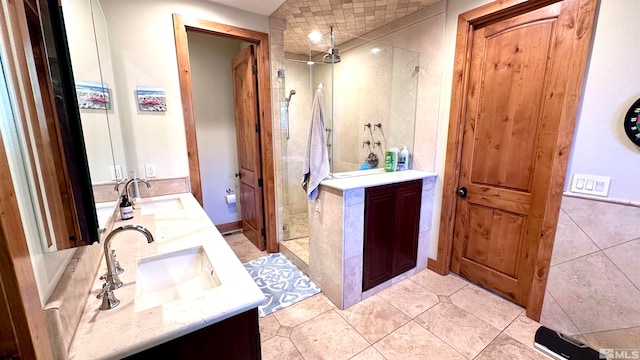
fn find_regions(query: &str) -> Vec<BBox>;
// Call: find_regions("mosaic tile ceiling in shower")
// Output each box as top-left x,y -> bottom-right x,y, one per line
272,0 -> 441,55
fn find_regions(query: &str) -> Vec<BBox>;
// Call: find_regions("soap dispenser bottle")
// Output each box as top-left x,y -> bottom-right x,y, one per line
385,147 -> 399,172
397,146 -> 409,171
119,195 -> 134,220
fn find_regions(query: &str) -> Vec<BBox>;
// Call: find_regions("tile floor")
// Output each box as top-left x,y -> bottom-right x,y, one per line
226,234 -> 553,360
540,196 -> 640,350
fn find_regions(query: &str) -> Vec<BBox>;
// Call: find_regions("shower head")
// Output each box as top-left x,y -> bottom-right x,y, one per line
286,89 -> 296,103
285,89 -> 296,110
322,26 -> 341,64
322,48 -> 341,64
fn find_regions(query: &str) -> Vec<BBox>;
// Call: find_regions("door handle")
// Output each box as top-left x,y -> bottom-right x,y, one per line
235,172 -> 241,178
457,186 -> 468,198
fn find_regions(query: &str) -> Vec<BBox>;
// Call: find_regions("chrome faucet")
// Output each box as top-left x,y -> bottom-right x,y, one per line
113,177 -> 151,205
124,178 -> 151,201
97,225 -> 154,310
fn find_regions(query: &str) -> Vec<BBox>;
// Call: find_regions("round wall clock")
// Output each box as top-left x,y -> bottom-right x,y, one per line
624,97 -> 640,147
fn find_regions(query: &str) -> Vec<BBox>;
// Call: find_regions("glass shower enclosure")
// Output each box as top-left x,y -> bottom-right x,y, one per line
280,37 -> 420,244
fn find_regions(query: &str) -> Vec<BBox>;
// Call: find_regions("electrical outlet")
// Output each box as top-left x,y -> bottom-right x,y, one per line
145,164 -> 157,178
110,165 -> 123,180
570,173 -> 610,197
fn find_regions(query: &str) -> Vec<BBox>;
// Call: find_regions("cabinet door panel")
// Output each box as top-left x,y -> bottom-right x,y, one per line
363,188 -> 395,291
392,181 -> 422,275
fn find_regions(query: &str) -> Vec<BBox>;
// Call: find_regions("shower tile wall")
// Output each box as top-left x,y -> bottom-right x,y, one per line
331,45 -> 419,172
332,45 -> 396,172
379,13 -> 445,171
331,8 -> 446,173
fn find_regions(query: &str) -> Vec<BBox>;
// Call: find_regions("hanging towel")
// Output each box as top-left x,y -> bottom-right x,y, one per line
302,86 -> 330,200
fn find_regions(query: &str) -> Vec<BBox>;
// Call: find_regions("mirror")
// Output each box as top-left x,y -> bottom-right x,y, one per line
61,0 -> 125,186
39,0 -> 125,252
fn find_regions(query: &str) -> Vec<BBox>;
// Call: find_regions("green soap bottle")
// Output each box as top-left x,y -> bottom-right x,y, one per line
385,148 -> 399,172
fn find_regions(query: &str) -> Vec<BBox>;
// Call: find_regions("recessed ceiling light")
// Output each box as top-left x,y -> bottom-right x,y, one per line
307,61 -> 315,65
308,31 -> 323,43
371,47 -> 381,54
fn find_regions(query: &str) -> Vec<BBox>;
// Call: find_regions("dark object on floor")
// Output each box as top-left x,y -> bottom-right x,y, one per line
534,326 -> 601,359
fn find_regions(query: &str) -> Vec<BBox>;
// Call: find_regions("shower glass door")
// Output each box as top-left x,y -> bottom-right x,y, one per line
281,59 -> 332,242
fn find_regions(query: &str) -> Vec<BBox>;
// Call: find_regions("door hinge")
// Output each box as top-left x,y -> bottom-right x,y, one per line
252,64 -> 257,75
258,178 -> 263,187
255,123 -> 260,133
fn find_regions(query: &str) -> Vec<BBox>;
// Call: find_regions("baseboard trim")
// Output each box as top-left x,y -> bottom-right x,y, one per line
427,258 -> 446,274
217,221 -> 242,234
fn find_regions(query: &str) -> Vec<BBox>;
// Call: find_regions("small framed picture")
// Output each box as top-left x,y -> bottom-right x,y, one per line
76,81 -> 111,110
136,86 -> 167,112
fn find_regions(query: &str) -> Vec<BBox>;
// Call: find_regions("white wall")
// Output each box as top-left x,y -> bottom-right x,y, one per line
188,32 -> 241,224
430,0 -> 494,259
99,0 -> 270,181
564,1 -> 640,202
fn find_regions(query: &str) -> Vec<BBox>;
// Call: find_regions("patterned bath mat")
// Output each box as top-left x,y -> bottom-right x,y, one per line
243,253 -> 320,317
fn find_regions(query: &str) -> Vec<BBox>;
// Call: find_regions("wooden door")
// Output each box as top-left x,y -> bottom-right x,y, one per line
446,0 -> 597,308
232,46 -> 265,250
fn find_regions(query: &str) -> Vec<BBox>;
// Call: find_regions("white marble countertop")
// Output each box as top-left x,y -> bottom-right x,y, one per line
68,193 -> 264,360
320,169 -> 437,191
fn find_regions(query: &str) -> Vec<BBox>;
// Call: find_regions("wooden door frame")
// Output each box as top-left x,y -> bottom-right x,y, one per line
0,0 -> 57,357
432,0 -> 598,320
173,14 -> 278,253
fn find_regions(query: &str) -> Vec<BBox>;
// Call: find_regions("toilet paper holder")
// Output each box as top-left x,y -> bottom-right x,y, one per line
225,188 -> 236,205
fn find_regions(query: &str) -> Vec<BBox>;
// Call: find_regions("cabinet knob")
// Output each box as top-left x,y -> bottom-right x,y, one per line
457,187 -> 468,198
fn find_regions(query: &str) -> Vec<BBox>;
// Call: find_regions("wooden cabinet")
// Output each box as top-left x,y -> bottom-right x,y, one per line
126,308 -> 261,360
363,180 -> 422,291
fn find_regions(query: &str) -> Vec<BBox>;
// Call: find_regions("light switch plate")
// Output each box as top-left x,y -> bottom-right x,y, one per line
570,173 -> 610,197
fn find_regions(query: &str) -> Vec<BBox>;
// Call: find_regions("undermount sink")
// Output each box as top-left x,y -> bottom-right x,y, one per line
140,197 -> 183,215
135,246 -> 221,311
95,201 -> 116,228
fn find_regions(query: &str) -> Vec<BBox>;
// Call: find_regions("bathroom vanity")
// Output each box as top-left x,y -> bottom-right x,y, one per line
45,193 -> 264,359
363,179 -> 422,291
308,170 -> 436,310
